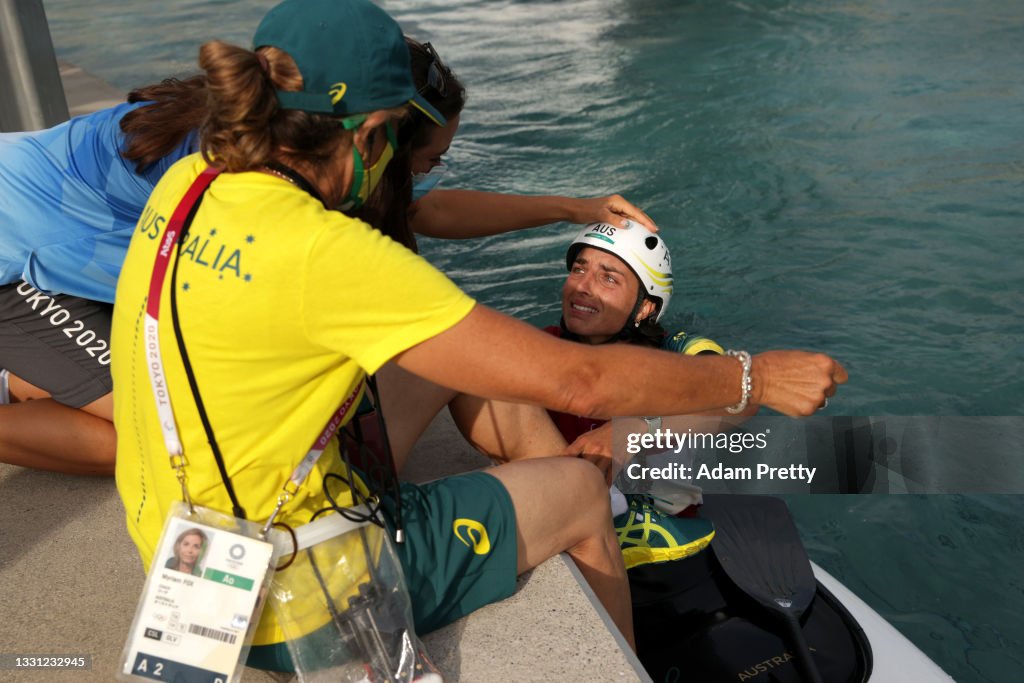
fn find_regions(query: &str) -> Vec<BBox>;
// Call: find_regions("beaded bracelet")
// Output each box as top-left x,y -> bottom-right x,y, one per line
725,350 -> 752,414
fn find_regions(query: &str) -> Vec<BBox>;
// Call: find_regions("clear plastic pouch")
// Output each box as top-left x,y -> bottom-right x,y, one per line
270,509 -> 441,683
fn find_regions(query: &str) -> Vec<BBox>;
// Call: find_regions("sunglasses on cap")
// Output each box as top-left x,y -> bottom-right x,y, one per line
417,42 -> 453,98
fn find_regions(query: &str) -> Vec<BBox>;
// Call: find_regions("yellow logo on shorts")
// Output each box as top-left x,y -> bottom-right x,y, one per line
453,518 -> 491,555
329,82 -> 347,105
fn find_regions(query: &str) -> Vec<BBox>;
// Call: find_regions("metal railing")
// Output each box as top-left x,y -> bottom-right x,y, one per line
1,0 -> 68,131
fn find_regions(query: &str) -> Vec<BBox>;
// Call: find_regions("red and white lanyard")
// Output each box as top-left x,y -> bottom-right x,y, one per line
142,166 -> 363,525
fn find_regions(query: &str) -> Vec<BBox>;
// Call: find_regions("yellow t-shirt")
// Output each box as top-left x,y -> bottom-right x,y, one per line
112,154 -> 474,644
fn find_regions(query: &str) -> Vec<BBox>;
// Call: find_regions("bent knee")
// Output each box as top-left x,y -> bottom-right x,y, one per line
556,458 -> 611,517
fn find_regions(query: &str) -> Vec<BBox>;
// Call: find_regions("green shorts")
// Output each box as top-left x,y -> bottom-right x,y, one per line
389,470 -> 519,633
248,470 -> 518,672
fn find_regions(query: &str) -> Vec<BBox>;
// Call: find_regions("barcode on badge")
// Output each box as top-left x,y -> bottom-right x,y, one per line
188,623 -> 238,645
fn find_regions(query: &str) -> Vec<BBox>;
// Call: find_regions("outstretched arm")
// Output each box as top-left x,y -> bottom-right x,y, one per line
393,304 -> 846,420
408,189 -> 657,238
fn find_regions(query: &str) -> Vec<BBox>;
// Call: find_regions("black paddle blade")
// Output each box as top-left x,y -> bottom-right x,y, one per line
700,494 -> 817,619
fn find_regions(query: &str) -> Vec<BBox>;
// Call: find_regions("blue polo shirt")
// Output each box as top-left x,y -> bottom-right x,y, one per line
0,101 -> 197,303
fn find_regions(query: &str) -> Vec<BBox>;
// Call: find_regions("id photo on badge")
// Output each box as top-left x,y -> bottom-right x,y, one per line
164,527 -> 208,577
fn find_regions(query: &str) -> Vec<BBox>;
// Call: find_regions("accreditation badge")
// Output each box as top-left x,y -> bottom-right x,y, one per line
118,503 -> 283,683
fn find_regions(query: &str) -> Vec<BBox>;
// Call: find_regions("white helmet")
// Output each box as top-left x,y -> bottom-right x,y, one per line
565,220 -> 673,322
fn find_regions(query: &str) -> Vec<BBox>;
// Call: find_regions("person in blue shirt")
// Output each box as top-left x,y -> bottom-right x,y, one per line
0,82 -> 200,474
0,98 -> 199,302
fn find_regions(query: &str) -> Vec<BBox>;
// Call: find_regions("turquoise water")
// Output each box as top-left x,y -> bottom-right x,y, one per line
42,0 -> 1024,680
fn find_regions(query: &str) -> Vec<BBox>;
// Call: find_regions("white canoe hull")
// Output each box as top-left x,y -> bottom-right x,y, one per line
811,562 -> 954,682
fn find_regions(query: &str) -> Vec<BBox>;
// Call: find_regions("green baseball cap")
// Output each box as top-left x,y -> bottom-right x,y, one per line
253,0 -> 446,125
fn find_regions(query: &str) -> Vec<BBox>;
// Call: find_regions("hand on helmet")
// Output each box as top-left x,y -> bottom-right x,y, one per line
569,195 -> 658,233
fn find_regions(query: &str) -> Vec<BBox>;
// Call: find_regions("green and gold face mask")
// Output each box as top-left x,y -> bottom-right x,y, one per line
340,117 -> 397,210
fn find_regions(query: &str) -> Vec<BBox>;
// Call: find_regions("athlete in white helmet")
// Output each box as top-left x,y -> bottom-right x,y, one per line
568,220 -> 673,314
546,221 -> 756,568
554,219 -> 723,347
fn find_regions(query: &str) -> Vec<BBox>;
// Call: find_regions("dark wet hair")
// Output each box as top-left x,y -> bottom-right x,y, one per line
621,274 -> 668,347
620,309 -> 668,347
